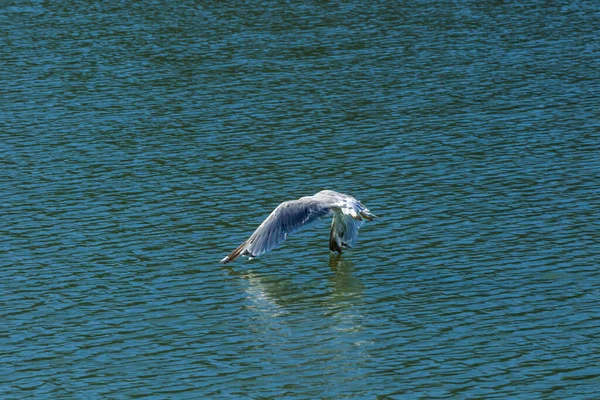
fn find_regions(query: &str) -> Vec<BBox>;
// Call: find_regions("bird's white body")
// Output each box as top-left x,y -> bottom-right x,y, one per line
220,190 -> 376,264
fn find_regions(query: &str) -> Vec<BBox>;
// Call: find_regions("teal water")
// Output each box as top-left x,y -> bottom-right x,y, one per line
2,1 -> 600,398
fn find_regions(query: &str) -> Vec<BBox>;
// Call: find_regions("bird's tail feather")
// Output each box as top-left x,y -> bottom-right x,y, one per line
220,241 -> 248,264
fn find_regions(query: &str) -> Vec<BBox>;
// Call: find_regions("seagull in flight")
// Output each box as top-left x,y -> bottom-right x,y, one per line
220,190 -> 377,264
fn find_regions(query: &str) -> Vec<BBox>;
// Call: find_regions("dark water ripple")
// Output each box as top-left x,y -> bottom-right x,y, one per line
2,0 -> 600,398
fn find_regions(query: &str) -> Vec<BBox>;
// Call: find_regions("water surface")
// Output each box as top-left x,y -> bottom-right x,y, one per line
2,1 -> 599,398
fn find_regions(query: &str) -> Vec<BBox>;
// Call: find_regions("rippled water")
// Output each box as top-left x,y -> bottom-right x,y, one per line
2,1 -> 600,398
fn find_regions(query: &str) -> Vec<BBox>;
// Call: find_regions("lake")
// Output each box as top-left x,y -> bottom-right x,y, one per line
2,1 -> 599,398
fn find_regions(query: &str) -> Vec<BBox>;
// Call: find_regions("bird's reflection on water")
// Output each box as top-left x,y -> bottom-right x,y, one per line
327,253 -> 364,303
224,255 -> 372,369
224,254 -> 364,311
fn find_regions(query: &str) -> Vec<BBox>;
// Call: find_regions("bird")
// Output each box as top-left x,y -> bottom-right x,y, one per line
220,190 -> 377,264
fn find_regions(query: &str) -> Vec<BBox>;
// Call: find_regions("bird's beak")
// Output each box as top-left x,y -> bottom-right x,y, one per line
360,210 -> 377,221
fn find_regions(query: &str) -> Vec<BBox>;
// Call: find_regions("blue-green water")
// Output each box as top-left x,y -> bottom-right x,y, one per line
2,1 -> 600,398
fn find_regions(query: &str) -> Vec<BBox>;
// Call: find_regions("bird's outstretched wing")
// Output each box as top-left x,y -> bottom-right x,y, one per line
220,198 -> 332,264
